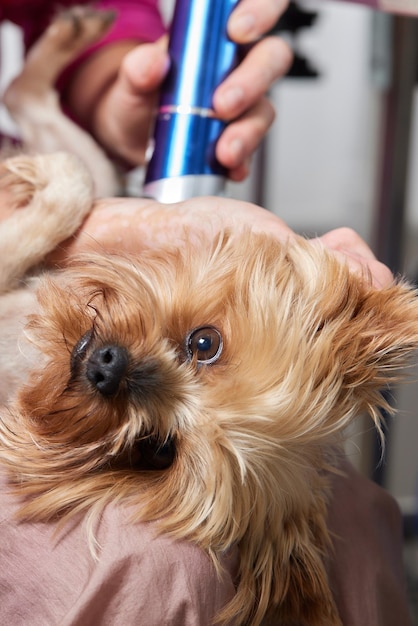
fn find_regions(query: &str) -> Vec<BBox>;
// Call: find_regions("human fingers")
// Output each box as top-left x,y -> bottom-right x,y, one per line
50,195 -> 392,291
213,36 -> 291,180
120,36 -> 169,94
228,0 -> 290,43
49,196 -> 294,263
314,227 -> 394,289
213,36 -> 292,122
92,196 -> 294,249
215,98 -> 274,180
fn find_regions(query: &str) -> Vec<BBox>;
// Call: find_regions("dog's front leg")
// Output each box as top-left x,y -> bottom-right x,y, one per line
2,7 -> 120,197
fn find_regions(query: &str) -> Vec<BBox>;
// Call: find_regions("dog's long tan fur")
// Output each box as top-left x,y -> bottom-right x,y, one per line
1,152 -> 418,626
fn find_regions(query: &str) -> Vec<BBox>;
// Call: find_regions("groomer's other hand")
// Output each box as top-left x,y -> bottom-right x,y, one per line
213,0 -> 292,181
314,227 -> 393,288
48,196 -> 293,265
48,197 -> 394,292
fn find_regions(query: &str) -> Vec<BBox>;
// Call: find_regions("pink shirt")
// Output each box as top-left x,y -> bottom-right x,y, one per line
0,0 -> 166,51
0,0 -> 415,91
0,470 -> 237,625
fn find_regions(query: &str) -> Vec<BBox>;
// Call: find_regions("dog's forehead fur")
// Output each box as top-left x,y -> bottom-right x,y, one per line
33,230 -> 352,354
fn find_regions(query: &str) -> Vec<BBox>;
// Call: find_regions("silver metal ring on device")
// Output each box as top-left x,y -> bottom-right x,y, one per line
158,105 -> 217,118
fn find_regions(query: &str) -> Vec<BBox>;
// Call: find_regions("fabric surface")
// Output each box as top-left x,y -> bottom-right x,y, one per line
0,470 -> 237,626
0,461 -> 412,625
326,459 -> 413,626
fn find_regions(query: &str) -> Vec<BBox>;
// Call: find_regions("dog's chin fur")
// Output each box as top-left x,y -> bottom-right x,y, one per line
2,214 -> 418,625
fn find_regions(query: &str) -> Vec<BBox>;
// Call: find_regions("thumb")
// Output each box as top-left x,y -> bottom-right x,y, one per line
120,35 -> 170,95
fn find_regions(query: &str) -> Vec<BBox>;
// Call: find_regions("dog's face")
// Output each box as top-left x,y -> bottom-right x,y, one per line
3,230 -> 418,626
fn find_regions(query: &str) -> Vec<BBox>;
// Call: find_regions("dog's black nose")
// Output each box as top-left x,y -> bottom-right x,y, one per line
86,345 -> 128,396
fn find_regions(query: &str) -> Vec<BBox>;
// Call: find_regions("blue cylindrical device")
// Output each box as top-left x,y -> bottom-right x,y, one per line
143,0 -> 240,202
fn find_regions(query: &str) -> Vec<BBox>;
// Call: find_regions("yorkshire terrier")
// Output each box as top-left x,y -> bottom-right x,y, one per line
1,152 -> 418,626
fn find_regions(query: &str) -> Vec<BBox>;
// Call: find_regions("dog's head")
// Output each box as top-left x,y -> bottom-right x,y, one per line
2,230 -> 418,625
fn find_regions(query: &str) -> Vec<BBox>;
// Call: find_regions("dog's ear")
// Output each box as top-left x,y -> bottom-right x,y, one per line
261,236 -> 418,436
318,270 -> 418,427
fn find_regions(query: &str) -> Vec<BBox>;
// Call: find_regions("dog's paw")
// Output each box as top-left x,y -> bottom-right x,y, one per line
0,154 -> 46,210
3,7 -> 114,116
46,6 -> 115,54
0,152 -> 94,228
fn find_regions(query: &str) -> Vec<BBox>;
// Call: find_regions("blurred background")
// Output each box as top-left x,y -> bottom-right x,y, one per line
1,0 -> 417,619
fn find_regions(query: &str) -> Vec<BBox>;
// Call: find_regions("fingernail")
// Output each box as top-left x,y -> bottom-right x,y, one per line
229,12 -> 257,40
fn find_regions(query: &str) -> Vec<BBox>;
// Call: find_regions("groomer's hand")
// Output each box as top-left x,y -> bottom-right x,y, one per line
65,37 -> 169,168
66,1 -> 292,182
48,197 -> 393,290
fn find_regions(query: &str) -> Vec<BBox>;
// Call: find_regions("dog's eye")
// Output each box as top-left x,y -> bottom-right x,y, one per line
186,326 -> 223,365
